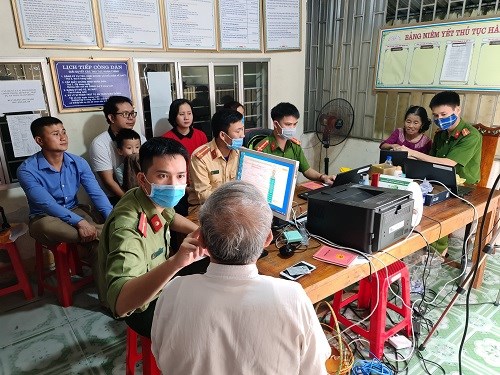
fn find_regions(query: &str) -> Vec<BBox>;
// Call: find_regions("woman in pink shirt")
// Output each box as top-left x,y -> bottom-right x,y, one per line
380,105 -> 432,154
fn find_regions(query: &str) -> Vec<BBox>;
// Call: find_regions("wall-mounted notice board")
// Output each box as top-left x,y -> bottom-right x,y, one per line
11,0 -> 99,49
375,17 -> 500,91
218,0 -> 262,51
97,0 -> 165,50
264,0 -> 301,51
164,0 -> 217,51
50,59 -> 133,113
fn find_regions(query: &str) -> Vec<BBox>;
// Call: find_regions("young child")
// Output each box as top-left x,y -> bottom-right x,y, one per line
114,128 -> 141,189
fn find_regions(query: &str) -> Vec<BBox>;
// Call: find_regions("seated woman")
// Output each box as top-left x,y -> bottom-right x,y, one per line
380,105 -> 432,154
162,99 -> 208,155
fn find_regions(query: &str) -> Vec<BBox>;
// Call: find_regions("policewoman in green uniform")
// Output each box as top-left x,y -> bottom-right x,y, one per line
97,138 -> 206,338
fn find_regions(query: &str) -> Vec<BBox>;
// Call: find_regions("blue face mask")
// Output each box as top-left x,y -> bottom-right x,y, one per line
277,123 -> 297,139
223,133 -> 244,150
147,182 -> 186,208
434,113 -> 457,130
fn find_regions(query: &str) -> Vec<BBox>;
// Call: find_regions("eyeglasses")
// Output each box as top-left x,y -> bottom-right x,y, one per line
115,111 -> 138,119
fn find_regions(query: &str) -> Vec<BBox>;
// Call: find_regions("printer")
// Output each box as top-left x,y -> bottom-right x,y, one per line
306,184 -> 414,253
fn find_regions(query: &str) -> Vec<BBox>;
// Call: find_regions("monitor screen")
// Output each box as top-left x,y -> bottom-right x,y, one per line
236,148 -> 299,221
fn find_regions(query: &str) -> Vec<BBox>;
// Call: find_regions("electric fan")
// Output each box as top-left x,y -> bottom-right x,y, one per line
315,98 -> 354,175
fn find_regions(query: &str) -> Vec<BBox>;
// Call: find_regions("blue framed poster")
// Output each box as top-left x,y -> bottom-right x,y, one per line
50,59 -> 133,112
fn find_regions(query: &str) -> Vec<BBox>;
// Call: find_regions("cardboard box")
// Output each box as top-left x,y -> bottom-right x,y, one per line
423,184 -> 450,206
369,163 -> 397,176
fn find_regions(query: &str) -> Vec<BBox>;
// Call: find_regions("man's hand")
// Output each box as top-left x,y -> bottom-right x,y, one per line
171,228 -> 207,270
76,219 -> 98,242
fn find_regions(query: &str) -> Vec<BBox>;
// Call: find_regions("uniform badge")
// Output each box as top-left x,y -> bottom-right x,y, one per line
270,141 -> 277,151
462,128 -> 470,137
195,145 -> 209,159
150,214 -> 163,233
290,137 -> 301,145
454,131 -> 460,139
210,149 -> 218,159
138,212 -> 147,237
255,139 -> 269,152
151,247 -> 164,260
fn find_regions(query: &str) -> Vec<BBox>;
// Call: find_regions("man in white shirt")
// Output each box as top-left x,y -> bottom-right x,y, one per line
152,181 -> 330,375
89,96 -> 146,205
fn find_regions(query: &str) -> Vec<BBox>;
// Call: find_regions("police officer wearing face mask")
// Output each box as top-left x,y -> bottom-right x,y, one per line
393,91 -> 482,258
97,137 -> 207,338
255,102 -> 336,185
188,109 -> 245,207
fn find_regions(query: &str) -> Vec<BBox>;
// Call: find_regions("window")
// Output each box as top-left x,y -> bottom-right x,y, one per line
243,62 -> 268,130
134,59 -> 269,140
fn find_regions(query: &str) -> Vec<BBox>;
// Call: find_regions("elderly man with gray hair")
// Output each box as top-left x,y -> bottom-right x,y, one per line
151,180 -> 331,374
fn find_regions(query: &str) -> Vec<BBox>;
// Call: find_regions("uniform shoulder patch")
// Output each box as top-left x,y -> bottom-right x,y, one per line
194,145 -> 210,159
255,139 -> 270,152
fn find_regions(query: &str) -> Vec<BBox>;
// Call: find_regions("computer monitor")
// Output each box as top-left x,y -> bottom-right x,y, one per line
236,148 -> 299,221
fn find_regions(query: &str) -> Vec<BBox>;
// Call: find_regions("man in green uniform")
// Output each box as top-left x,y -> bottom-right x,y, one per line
396,91 -> 482,256
97,137 -> 206,337
255,102 -> 335,184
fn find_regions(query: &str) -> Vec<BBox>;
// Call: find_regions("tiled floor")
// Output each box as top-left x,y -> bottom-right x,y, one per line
0,284 -> 130,375
0,240 -> 498,374
345,241 -> 500,374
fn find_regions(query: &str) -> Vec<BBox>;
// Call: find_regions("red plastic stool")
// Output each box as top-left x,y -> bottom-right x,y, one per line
126,327 -> 161,375
0,231 -> 34,300
332,260 -> 412,359
35,241 -> 93,307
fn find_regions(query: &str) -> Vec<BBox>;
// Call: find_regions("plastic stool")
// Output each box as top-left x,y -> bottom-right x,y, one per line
35,241 -> 93,307
0,231 -> 34,300
126,327 -> 161,375
332,260 -> 412,359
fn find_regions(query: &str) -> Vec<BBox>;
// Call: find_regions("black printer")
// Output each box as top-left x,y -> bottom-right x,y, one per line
306,184 -> 414,253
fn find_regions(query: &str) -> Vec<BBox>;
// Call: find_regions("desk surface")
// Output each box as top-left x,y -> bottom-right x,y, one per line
187,185 -> 499,304
257,185 -> 500,304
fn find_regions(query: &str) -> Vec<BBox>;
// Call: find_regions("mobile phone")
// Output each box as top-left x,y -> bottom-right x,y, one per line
280,261 -> 316,281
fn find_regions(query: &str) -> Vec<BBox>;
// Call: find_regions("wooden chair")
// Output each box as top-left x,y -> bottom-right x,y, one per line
473,123 -> 500,188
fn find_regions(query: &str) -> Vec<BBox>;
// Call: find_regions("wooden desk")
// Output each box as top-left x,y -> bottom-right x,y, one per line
257,186 -> 500,304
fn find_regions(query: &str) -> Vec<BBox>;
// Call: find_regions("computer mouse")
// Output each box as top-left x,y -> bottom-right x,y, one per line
279,243 -> 296,258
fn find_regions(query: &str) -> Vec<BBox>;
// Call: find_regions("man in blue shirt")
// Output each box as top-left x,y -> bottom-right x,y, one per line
17,116 -> 112,267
